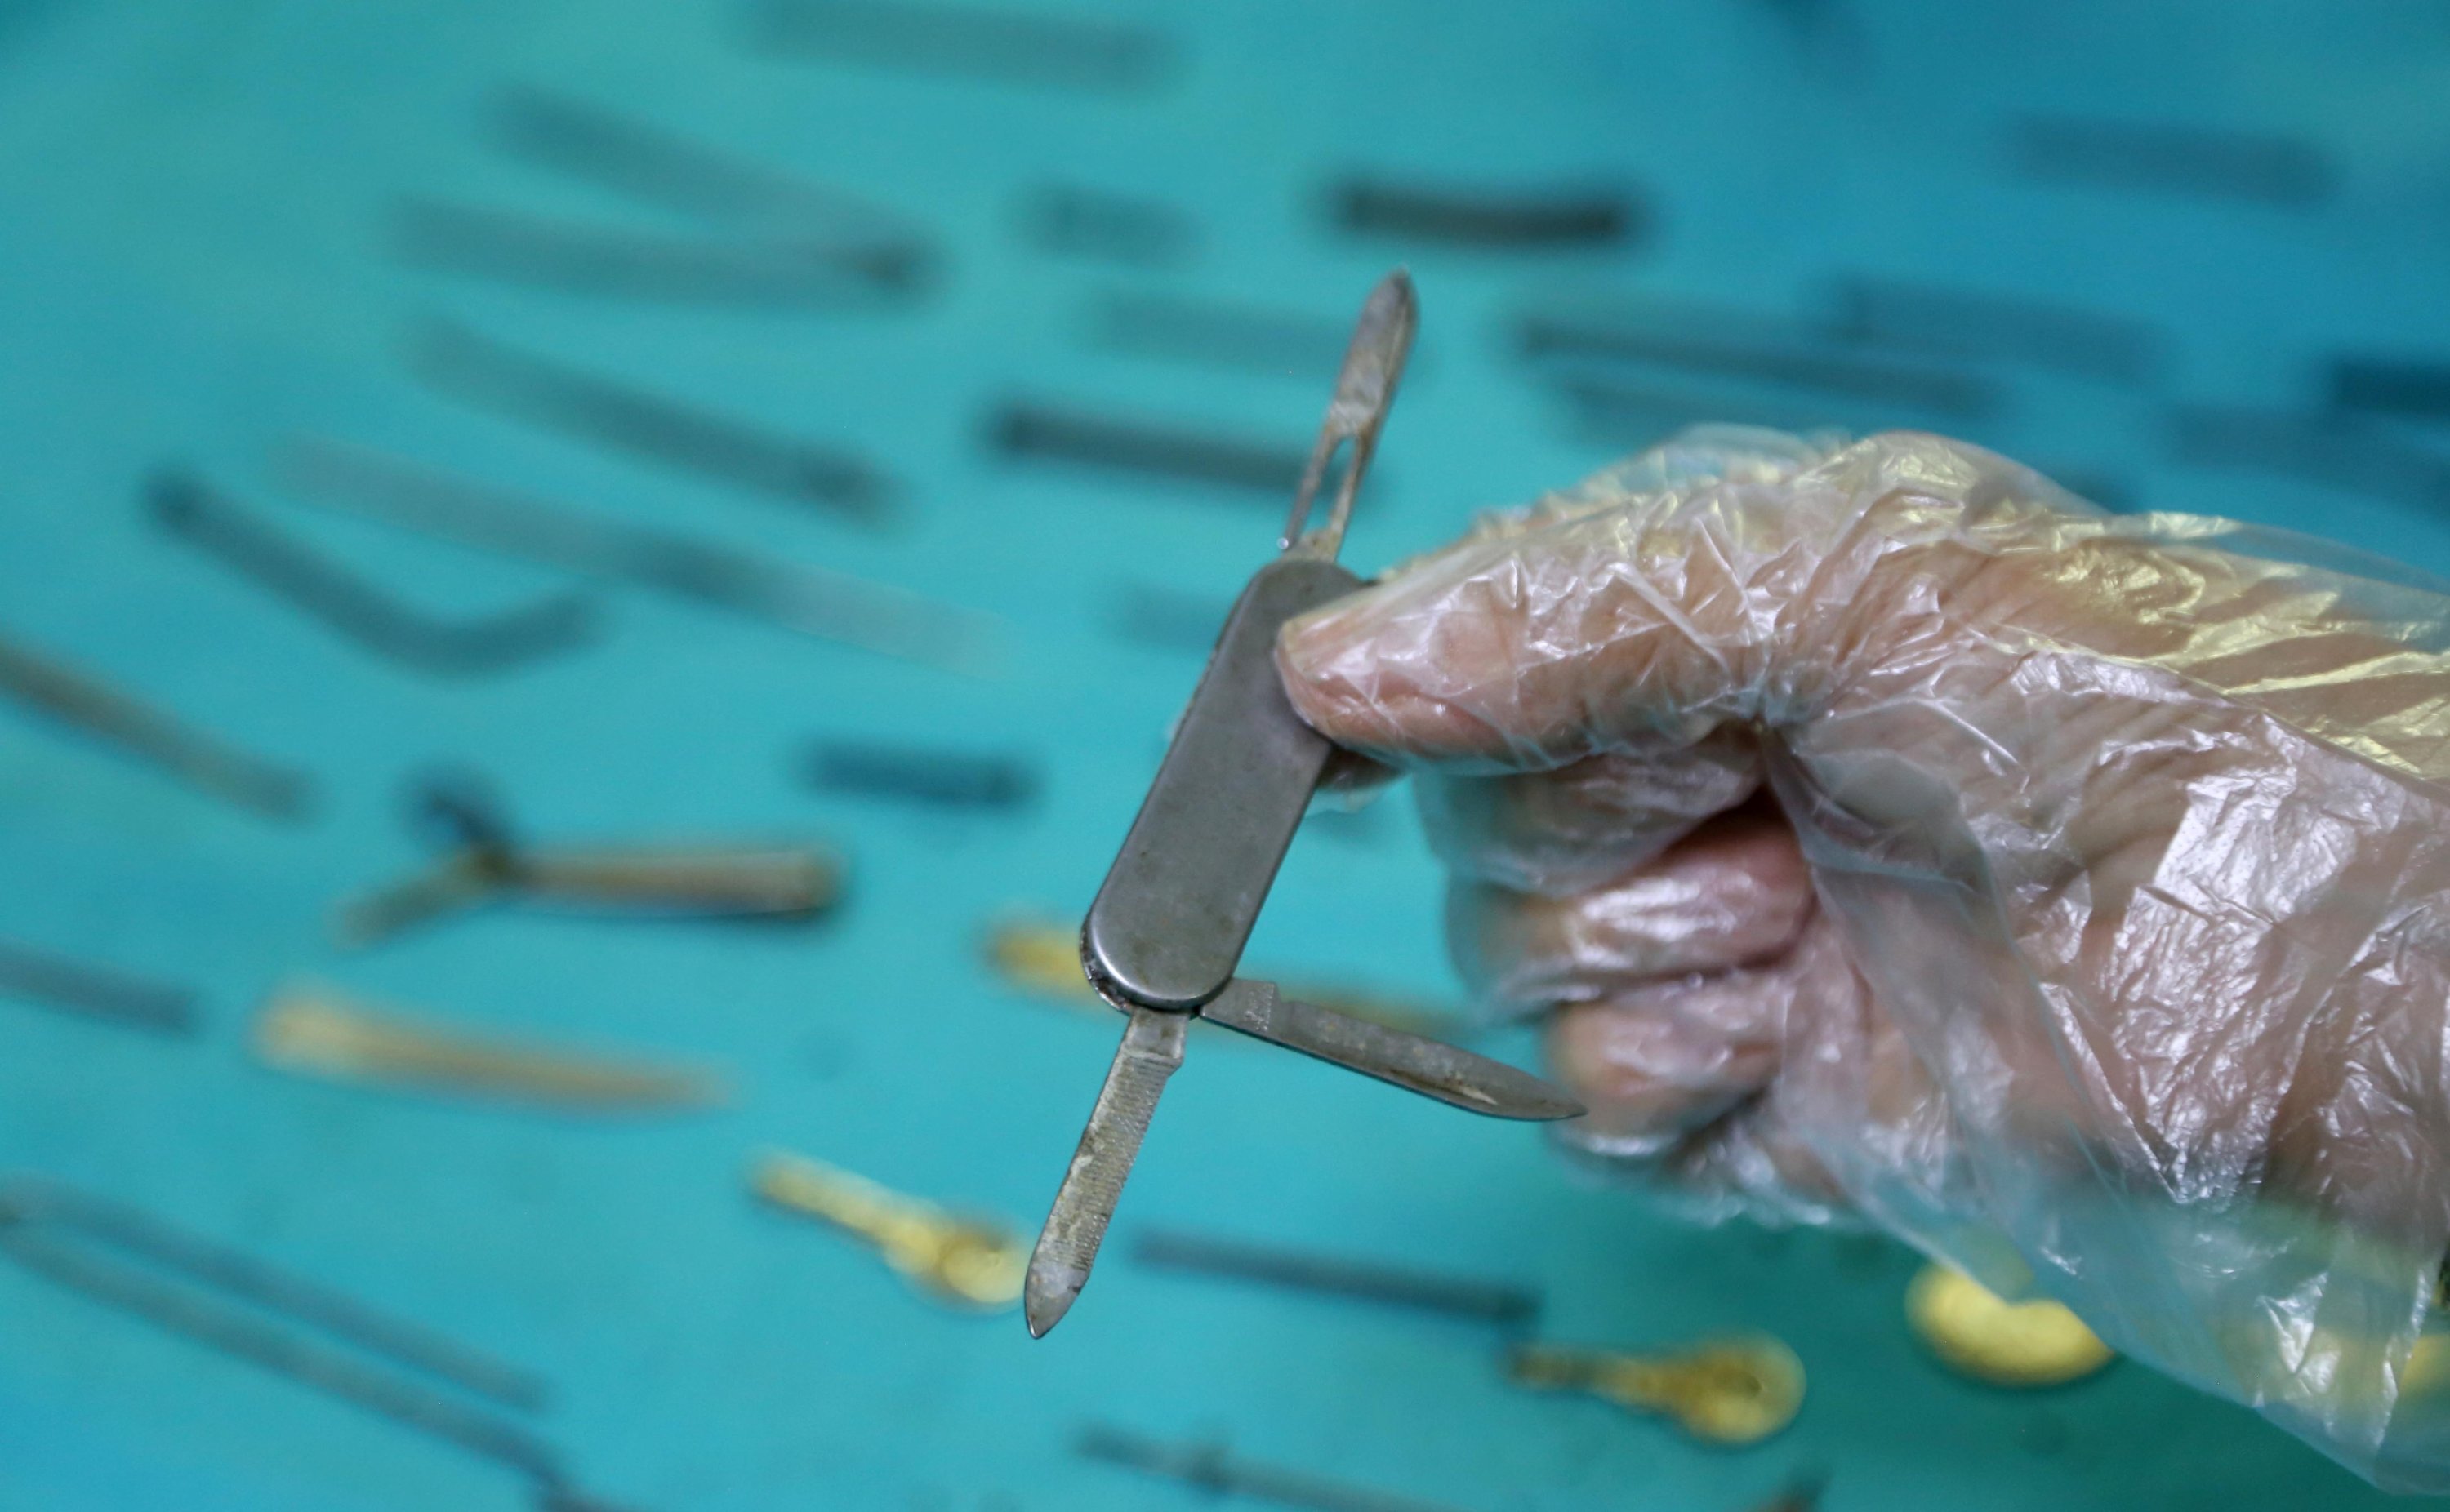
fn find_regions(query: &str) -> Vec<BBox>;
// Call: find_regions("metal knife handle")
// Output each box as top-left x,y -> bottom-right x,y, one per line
1080,554 -> 1361,1010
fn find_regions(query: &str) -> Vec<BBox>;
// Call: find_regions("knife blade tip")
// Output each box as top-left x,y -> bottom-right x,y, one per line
1024,1253 -> 1085,1337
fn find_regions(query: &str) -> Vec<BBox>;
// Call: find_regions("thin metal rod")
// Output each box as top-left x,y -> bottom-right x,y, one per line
1020,184 -> 1196,266
1077,1425 -> 1476,1512
271,438 -> 1003,676
744,0 -> 1179,95
1330,178 -> 1639,250
146,468 -> 599,676
0,1179 -> 548,1409
406,319 -> 894,524
487,85 -> 929,263
804,740 -> 1038,809
0,632 -> 312,821
1133,1228 -> 1539,1327
989,398 -> 1311,497
0,1181 -> 557,1480
0,940 -> 196,1036
1517,309 -> 1998,418
394,200 -> 914,306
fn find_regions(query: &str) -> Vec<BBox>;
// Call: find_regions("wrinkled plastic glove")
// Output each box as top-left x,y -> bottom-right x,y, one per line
1276,427 -> 2450,1490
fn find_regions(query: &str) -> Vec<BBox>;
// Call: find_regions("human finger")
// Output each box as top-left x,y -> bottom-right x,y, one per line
1453,800 -> 1815,1015
1418,730 -> 1764,895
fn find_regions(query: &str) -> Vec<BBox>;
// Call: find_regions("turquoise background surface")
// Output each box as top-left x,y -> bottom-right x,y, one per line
2,3 -> 2448,1508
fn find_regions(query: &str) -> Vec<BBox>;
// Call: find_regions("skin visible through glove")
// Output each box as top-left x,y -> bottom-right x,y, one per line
1274,428 -> 2450,1490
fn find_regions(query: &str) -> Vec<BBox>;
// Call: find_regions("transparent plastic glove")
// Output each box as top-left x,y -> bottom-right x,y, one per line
1276,427 -> 2450,1490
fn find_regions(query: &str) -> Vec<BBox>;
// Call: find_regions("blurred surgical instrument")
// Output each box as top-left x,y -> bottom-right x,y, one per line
0,629 -> 311,820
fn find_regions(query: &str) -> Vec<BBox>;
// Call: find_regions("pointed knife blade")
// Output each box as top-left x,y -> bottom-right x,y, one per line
1024,1004 -> 1190,1336
1198,979 -> 1583,1122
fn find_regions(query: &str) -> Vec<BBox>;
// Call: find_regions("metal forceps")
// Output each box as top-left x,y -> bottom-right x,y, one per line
1024,271 -> 1584,1337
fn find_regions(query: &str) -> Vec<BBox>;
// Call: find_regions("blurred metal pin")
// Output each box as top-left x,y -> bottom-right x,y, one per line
1552,371 -> 1840,447
1134,1228 -> 1539,1327
2168,404 -> 2450,509
2331,355 -> 2450,427
272,438 -> 1001,676
987,399 -> 1315,498
803,739 -> 1038,810
1517,308 -> 2001,419
394,200 -> 917,308
0,630 -> 312,821
536,1488 -> 651,1512
1820,275 -> 2163,385
0,1175 -> 558,1479
478,86 -> 932,292
1506,1336 -> 1805,1444
751,1150 -> 1025,1310
487,85 -> 930,264
1329,176 -> 1641,251
1076,1425 -> 1475,1512
408,319 -> 896,526
0,937 -> 197,1036
2003,114 -> 2337,207
744,0 -> 1180,94
255,981 -> 726,1111
1018,185 -> 1196,266
1745,1475 -> 1829,1512
145,467 -> 599,677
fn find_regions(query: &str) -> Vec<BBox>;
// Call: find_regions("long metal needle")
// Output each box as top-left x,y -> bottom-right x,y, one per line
272,438 -> 1003,676
1134,1228 -> 1540,1328
0,633 -> 312,820
1077,1424 -> 1473,1512
404,318 -> 897,523
0,938 -> 197,1036
1024,270 -> 1419,1340
0,1178 -> 557,1478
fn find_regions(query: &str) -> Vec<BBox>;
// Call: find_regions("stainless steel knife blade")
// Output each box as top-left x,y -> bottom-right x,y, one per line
1198,979 -> 1583,1122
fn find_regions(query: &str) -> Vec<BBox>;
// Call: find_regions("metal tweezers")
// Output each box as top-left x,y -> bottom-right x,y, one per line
1024,271 -> 1584,1337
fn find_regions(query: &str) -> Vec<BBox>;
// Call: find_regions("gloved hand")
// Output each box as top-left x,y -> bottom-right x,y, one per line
1276,427 -> 2450,1490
